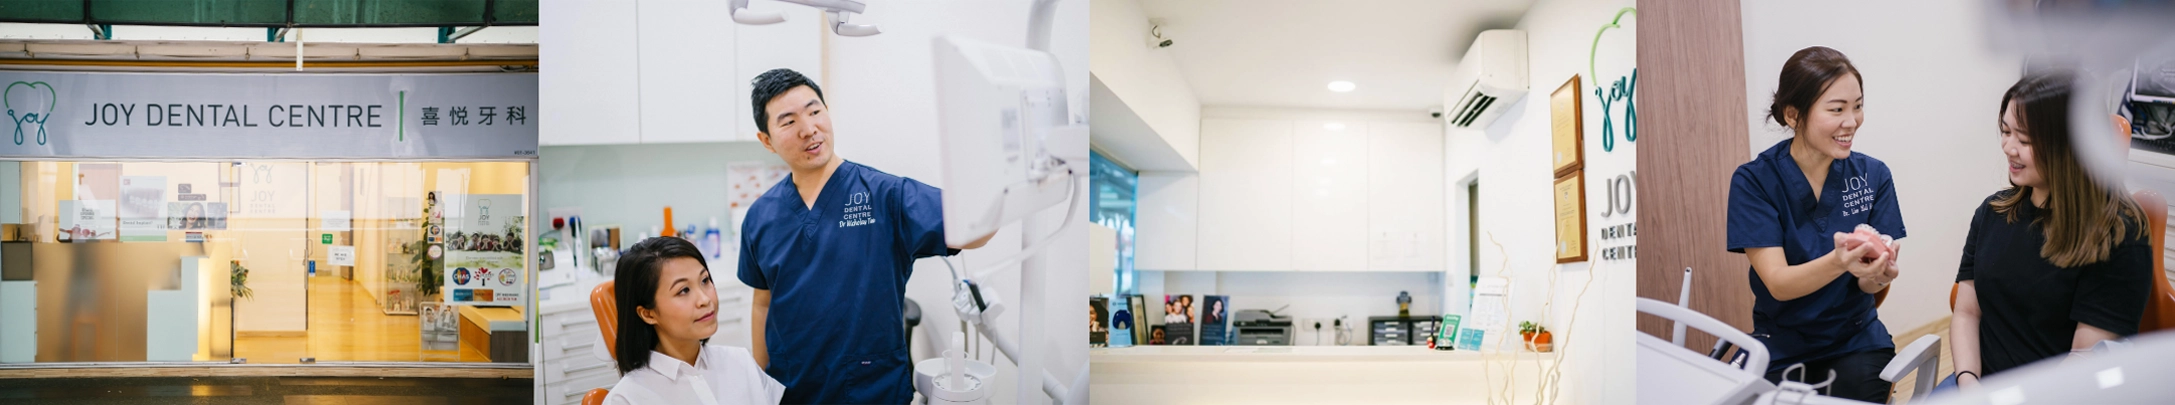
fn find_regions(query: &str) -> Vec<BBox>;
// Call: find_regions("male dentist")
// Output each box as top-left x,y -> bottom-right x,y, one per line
738,68 -> 995,404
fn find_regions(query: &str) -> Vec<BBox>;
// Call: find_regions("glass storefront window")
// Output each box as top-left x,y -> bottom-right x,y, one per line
0,160 -> 531,364
1089,152 -> 1137,295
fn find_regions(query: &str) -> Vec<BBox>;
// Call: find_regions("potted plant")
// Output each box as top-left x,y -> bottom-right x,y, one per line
397,238 -> 445,301
230,260 -> 254,301
1518,321 -> 1538,347
1532,325 -> 1554,352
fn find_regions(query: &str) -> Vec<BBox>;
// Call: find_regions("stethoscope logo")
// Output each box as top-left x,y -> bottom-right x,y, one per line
5,81 -> 55,146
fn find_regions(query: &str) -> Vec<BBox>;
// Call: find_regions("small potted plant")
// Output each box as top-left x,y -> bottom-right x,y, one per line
1518,321 -> 1538,347
1532,325 -> 1554,352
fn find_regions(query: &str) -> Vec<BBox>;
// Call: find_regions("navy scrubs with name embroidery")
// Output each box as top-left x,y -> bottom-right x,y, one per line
1726,138 -> 1906,373
739,160 -> 956,404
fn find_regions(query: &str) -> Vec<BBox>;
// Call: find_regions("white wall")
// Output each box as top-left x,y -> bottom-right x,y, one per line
826,1 -> 1090,403
1087,0 -> 1202,172
538,143 -> 783,235
1441,0 -> 1635,403
1741,0 -> 2019,333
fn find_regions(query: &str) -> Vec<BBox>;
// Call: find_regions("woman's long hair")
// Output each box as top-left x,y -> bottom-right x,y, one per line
1989,71 -> 2145,268
612,237 -> 711,374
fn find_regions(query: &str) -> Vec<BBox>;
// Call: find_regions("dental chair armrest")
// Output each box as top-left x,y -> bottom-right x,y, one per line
1881,335 -> 1942,382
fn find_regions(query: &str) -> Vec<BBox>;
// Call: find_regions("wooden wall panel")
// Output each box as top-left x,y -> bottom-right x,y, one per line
1634,0 -> 1754,351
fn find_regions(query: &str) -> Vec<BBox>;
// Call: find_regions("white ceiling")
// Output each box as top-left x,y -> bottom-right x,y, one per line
1138,0 -> 1534,111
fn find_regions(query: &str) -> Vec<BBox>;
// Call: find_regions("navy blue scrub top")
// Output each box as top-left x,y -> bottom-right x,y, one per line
1726,139 -> 1905,372
739,160 -> 956,404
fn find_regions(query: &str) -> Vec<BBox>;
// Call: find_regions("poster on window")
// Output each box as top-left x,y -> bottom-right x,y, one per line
166,202 -> 228,230
118,176 -> 167,241
442,194 -> 524,306
57,200 -> 115,241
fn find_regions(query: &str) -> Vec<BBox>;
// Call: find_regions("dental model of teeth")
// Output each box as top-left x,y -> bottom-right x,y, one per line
1836,224 -> 1896,264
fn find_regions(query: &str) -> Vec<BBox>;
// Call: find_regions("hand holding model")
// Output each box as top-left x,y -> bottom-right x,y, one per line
1832,224 -> 1901,289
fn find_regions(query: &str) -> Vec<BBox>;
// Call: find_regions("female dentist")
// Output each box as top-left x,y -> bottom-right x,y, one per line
1726,46 -> 1904,403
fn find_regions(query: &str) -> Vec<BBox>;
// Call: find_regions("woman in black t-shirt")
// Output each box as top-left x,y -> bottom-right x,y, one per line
1948,71 -> 2153,391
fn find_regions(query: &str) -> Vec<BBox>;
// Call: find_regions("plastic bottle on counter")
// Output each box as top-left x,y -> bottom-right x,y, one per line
702,217 -> 723,259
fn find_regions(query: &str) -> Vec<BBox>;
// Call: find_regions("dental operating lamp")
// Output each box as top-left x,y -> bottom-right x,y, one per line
729,0 -> 882,36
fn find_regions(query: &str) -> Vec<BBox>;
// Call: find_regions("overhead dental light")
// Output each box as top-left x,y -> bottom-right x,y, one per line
1328,80 -> 1357,92
729,0 -> 882,37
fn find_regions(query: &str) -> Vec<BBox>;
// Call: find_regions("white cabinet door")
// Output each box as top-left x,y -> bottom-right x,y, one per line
1366,121 -> 1446,271
1290,121 -> 1369,271
540,0 -> 641,146
635,0 -> 739,144
1135,172 -> 1198,271
1196,119 -> 1293,271
735,8 -> 827,142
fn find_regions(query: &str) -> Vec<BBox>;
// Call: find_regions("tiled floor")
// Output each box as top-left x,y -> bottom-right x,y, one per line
0,376 -> 530,404
234,276 -> 489,364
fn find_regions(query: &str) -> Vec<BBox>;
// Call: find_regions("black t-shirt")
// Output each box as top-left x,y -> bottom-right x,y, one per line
1957,190 -> 2153,376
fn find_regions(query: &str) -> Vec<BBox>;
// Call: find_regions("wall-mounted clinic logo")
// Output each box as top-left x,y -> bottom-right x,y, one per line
1590,7 -> 1636,153
5,81 -> 55,146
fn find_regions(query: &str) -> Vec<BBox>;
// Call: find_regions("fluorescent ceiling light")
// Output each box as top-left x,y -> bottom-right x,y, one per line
1327,81 -> 1355,92
1324,122 -> 1346,131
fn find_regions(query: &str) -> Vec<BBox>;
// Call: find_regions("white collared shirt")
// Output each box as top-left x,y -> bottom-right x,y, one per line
603,345 -> 785,405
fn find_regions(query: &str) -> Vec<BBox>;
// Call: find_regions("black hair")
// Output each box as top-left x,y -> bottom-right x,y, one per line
613,236 -> 711,375
750,68 -> 826,135
1767,46 -> 1864,130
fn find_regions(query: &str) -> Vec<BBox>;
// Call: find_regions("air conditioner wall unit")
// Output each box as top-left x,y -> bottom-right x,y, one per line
1443,30 -> 1529,129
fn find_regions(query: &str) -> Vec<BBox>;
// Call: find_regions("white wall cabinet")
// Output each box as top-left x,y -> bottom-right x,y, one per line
1134,172 -> 1199,271
1166,117 -> 1444,272
1196,119 -> 1294,271
1365,122 -> 1446,271
540,0 -> 641,146
542,1 -> 824,146
1290,121 -> 1370,270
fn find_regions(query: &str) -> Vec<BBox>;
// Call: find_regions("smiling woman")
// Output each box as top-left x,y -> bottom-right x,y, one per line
605,237 -> 784,405
1725,45 -> 1905,403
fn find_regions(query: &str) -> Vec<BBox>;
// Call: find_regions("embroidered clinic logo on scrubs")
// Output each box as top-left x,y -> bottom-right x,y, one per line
1838,175 -> 1873,216
840,191 -> 877,228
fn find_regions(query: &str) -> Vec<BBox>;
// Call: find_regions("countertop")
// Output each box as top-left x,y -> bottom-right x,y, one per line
1091,346 -> 1567,404
1091,345 -> 1559,363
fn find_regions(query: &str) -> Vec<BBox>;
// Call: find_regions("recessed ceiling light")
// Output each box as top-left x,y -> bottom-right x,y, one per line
1324,123 -> 1346,131
1327,81 -> 1356,92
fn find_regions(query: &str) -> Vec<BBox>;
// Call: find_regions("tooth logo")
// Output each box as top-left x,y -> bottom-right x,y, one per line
5,81 -> 55,146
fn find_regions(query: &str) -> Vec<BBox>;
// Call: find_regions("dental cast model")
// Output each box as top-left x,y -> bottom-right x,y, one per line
1835,224 -> 1896,264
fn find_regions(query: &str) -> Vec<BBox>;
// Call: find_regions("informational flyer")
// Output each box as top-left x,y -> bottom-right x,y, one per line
442,193 -> 525,306
1200,295 -> 1230,346
1462,277 -> 1510,352
117,176 -> 167,241
328,245 -> 356,266
166,202 -> 228,230
57,200 -> 116,241
1109,297 -> 1134,348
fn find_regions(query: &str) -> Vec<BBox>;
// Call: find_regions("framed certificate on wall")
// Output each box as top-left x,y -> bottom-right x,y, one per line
1550,76 -> 1585,177
1554,171 -> 1588,263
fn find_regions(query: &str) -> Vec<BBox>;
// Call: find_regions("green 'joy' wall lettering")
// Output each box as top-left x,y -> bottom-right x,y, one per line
1590,7 -> 1637,153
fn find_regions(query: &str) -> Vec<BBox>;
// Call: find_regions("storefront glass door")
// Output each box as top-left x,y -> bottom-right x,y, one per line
0,160 -> 531,365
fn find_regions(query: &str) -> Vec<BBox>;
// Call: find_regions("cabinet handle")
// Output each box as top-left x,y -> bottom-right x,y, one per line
557,316 -> 597,328
559,338 -> 596,354
565,360 -> 611,374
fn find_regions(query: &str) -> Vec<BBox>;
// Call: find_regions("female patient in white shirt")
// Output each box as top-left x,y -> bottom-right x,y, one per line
605,237 -> 784,405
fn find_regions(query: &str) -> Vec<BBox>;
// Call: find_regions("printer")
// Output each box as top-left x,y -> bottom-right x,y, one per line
1232,308 -> 1293,346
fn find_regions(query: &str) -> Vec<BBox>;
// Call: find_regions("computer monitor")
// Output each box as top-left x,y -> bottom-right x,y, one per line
932,35 -> 1076,247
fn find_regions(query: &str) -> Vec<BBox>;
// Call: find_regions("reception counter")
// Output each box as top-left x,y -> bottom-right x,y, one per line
1090,346 -> 1561,404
